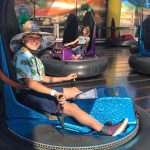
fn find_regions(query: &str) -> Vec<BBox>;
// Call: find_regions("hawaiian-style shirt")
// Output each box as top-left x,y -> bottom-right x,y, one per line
13,48 -> 45,84
78,36 -> 90,45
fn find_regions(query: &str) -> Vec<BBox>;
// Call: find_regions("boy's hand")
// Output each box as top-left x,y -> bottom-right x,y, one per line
56,94 -> 66,107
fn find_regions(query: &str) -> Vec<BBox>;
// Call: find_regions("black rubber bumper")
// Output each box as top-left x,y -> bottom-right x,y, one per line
41,54 -> 108,78
129,54 -> 150,75
129,45 -> 139,54
2,105 -> 150,150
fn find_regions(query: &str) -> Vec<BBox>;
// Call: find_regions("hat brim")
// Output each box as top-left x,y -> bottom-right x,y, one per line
10,32 -> 56,53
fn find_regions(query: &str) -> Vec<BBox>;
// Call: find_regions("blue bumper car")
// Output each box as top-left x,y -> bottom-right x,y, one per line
0,0 -> 143,149
129,16 -> 150,75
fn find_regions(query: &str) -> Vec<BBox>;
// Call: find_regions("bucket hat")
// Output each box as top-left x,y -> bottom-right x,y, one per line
10,21 -> 56,53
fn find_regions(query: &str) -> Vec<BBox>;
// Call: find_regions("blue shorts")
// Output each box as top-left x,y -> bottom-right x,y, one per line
17,87 -> 63,114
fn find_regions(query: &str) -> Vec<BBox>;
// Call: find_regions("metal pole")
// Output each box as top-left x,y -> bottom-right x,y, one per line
75,0 -> 77,16
33,0 -> 35,21
141,0 -> 143,23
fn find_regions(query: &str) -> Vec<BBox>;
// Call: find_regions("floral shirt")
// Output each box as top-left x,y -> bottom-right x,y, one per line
13,48 -> 45,84
72,36 -> 90,56
78,36 -> 90,45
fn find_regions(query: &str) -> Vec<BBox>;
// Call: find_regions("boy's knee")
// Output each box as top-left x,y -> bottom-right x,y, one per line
72,87 -> 81,93
67,103 -> 77,109
64,103 -> 78,115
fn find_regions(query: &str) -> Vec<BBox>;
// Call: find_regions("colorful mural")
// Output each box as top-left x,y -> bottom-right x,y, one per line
14,0 -> 150,38
121,0 -> 150,27
14,0 -> 108,38
14,0 -> 107,25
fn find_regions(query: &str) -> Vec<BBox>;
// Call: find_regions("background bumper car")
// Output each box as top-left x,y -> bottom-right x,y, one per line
39,13 -> 108,78
129,16 -> 150,75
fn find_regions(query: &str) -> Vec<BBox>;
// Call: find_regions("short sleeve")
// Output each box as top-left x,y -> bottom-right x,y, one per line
78,36 -> 89,45
86,37 -> 90,43
15,55 -> 32,81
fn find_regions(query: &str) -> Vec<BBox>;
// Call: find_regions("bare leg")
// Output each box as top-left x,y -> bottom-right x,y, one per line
63,87 -> 82,99
63,102 -> 104,131
74,54 -> 81,60
72,55 -> 76,60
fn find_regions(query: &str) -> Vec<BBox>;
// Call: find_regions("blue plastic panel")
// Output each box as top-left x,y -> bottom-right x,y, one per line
63,86 -> 136,133
140,29 -> 150,57
0,35 -> 47,120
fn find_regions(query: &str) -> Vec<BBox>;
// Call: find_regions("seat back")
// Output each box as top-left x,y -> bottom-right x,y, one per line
62,12 -> 96,58
139,16 -> 150,56
142,15 -> 150,51
62,13 -> 78,44
0,0 -> 47,119
82,12 -> 96,57
0,0 -> 19,81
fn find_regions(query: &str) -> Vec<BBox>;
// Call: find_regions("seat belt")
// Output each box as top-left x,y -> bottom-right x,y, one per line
0,69 -> 26,88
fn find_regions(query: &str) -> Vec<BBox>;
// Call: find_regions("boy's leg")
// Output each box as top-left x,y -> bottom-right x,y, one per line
71,54 -> 76,60
63,102 -> 104,131
74,54 -> 81,60
62,102 -> 128,136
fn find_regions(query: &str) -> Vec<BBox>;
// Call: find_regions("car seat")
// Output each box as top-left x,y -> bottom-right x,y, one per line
139,15 -> 150,56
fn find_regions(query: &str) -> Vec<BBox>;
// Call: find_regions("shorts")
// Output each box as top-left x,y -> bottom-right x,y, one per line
72,45 -> 85,56
17,87 -> 63,114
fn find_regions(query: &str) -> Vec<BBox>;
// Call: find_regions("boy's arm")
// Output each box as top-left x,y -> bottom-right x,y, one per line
42,73 -> 77,83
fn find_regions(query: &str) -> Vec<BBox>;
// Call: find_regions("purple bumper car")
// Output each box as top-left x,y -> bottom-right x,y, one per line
40,13 -> 108,78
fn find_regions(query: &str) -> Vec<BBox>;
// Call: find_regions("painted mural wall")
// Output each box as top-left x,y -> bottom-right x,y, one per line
14,0 -> 107,38
14,0 -> 150,38
121,0 -> 150,27
14,0 -> 107,25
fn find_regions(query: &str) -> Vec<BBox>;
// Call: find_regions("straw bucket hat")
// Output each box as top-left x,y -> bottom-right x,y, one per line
10,21 -> 56,53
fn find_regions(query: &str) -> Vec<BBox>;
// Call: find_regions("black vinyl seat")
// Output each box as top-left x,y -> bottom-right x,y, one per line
142,15 -> 150,51
0,0 -> 55,118
0,0 -> 20,89
62,13 -> 78,44
62,12 -> 96,55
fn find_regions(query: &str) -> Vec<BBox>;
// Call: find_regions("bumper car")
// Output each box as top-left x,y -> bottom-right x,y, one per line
129,16 -> 150,75
2,0 -> 150,149
129,43 -> 139,54
107,34 -> 137,47
107,18 -> 136,47
38,13 -> 108,78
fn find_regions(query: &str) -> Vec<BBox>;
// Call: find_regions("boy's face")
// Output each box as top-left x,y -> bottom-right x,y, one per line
23,34 -> 42,51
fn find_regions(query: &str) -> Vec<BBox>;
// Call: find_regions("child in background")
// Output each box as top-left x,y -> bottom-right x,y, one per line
64,26 -> 90,60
